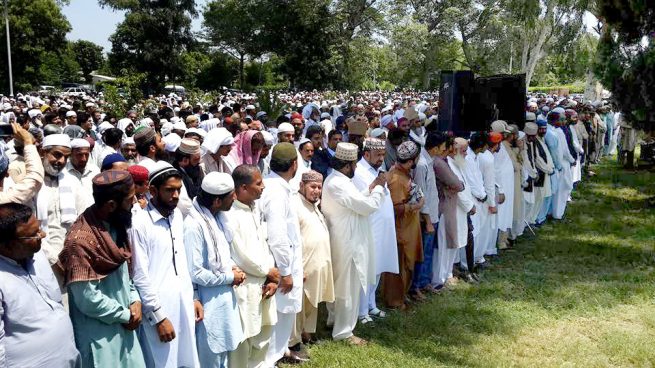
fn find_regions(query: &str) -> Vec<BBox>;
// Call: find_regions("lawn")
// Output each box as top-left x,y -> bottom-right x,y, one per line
289,159 -> 655,368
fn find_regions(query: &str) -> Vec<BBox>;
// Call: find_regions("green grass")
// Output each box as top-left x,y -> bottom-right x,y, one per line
287,159 -> 655,367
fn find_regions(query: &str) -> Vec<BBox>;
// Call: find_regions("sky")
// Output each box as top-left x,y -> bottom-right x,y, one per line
63,1 -> 600,53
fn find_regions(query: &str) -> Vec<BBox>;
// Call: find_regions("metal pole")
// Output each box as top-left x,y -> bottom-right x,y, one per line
509,41 -> 513,74
4,0 -> 12,96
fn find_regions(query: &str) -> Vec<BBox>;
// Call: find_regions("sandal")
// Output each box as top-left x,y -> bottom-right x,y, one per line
358,315 -> 373,325
346,335 -> 368,346
368,308 -> 386,319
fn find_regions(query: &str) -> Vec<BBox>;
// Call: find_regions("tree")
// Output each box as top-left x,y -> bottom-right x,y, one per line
594,0 -> 655,131
0,0 -> 71,93
101,0 -> 197,92
71,40 -> 105,83
203,0 -> 264,90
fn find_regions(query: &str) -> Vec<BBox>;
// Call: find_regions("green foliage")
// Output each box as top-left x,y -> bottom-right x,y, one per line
99,73 -> 145,117
0,0 -> 71,93
527,82 -> 585,94
103,0 -> 196,92
593,0 -> 654,130
255,90 -> 287,120
70,40 -> 105,83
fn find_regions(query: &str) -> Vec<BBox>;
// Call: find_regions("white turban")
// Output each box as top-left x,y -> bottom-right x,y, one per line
202,127 -> 234,154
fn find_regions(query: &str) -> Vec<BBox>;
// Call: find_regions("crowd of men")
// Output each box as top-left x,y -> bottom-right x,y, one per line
0,90 -> 626,368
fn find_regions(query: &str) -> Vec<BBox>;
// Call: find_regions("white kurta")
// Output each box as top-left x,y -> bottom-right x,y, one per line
493,143 -> 515,231
476,150 -> 498,259
129,204 -> 199,368
463,147 -> 486,238
552,128 -> 575,219
322,170 -> 385,302
352,159 -> 399,275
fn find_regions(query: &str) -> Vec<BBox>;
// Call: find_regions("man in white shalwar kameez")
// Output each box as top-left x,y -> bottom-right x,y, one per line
260,143 -> 304,366
459,138 -> 487,273
490,121 -> 514,250
552,117 -> 575,220
323,142 -> 386,345
129,161 -> 200,368
228,166 -> 279,368
184,172 -> 245,368
470,133 -> 497,264
352,138 -> 398,322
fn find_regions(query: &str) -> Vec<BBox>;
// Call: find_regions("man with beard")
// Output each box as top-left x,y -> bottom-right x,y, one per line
58,170 -> 146,367
37,133 -> 86,299
290,112 -> 305,145
67,138 -> 99,214
129,162 -> 201,368
184,172 -> 245,368
470,132 -> 497,267
276,122 -> 295,145
228,165 -> 280,368
133,127 -> 166,172
289,170 -> 335,355
322,142 -> 386,345
434,137 -> 475,287
173,138 -> 204,200
260,143 -> 304,366
353,138 -> 398,322
307,125 -> 330,179
490,121 -> 514,250
551,111 -> 576,220
121,137 -> 138,165
538,115 -> 562,225
383,141 -> 425,306
201,127 -> 236,175
117,118 -> 136,138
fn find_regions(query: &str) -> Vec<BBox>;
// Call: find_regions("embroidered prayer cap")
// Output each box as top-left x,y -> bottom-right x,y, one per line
271,142 -> 298,161
524,122 -> 538,136
179,138 -> 200,155
347,116 -> 368,136
277,122 -> 295,133
101,153 -> 126,171
397,140 -> 419,160
526,112 -> 536,122
148,161 -> 179,185
201,172 -> 234,195
363,137 -> 385,151
488,132 -> 503,144
133,127 -> 157,147
490,120 -> 511,134
42,133 -> 71,149
334,142 -> 359,162
92,170 -> 133,190
71,138 -> 90,149
301,170 -> 323,183
128,165 -> 149,183
185,115 -> 198,125
202,127 -> 234,154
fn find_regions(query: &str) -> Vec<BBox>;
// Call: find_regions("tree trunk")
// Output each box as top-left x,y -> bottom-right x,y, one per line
239,53 -> 245,90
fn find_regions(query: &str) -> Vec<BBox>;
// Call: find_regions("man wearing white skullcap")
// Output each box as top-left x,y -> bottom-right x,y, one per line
200,127 -> 236,175
66,138 -> 99,215
184,171 -> 244,367
38,132 -> 85,306
258,130 -> 274,176
65,110 -> 77,127
121,137 -> 138,164
129,160 -> 200,367
277,122 -> 295,144
322,142 -> 387,345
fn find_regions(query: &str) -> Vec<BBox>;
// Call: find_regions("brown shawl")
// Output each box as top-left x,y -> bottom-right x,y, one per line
57,207 -> 132,285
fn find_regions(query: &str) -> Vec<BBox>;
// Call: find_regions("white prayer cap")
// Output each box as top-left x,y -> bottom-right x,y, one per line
277,122 -> 294,133
170,116 -> 180,124
245,104 -> 256,110
2,102 -> 11,111
122,137 -> 135,147
97,121 -> 114,135
161,122 -> 174,137
163,133 -> 182,152
42,133 -> 71,149
528,101 -> 538,108
85,102 -> 95,108
148,161 -> 178,185
172,120 -> 187,132
261,130 -> 274,146
70,138 -> 90,149
201,172 -> 234,195
185,127 -> 206,138
380,115 -> 393,127
320,112 -> 331,119
28,109 -> 41,118
490,120 -> 510,134
202,127 -> 234,154
66,111 -> 77,118
370,128 -> 386,138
